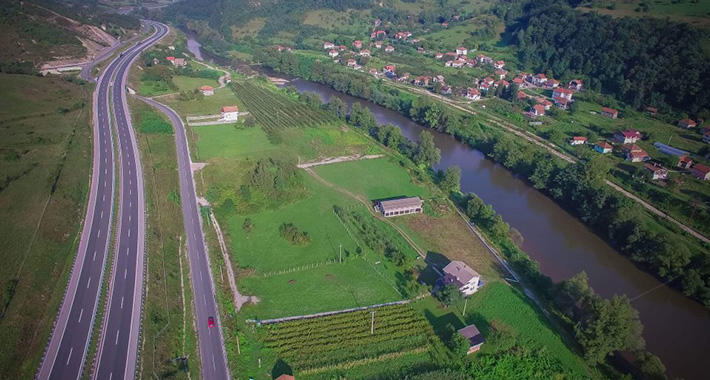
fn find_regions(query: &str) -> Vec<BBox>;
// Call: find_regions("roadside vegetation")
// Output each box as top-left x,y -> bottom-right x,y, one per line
0,73 -> 91,378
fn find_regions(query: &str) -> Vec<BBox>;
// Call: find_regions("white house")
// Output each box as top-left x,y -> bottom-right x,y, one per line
456,46 -> 468,56
442,261 -> 481,295
328,49 -> 339,58
221,106 -> 239,121
200,85 -> 214,96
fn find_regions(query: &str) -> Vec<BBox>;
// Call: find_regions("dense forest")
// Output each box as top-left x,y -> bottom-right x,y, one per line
512,1 -> 710,116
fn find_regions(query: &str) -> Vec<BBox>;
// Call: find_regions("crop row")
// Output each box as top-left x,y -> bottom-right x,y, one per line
299,345 -> 430,375
266,319 -> 430,352
265,304 -> 412,334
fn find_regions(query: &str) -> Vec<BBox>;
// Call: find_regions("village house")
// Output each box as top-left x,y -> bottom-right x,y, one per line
553,96 -> 570,109
277,45 -> 285,52
377,197 -> 423,217
478,82 -> 491,93
544,79 -> 560,89
678,118 -> 697,129
385,45 -> 395,53
375,41 -> 383,49
346,59 -> 357,67
383,65 -> 396,74
626,149 -> 651,163
359,49 -> 371,57
691,164 -> 710,180
553,87 -> 573,101
458,324 -> 485,354
452,60 -> 465,68
220,106 -> 239,121
495,69 -> 508,80
433,75 -> 445,83
595,141 -> 613,154
440,85 -> 452,95
200,85 -> 214,96
644,163 -> 669,180
494,79 -> 509,89
646,107 -> 658,116
328,49 -> 339,58
464,88 -> 481,100
442,260 -> 482,295
678,156 -> 693,169
435,52 -> 444,59
601,107 -> 619,119
369,68 -> 379,77
338,45 -> 347,51
494,60 -> 505,69
512,77 -> 525,86
441,21 -> 449,28
456,46 -> 468,56
352,40 -> 362,49
530,104 -> 545,117
517,91 -> 527,101
445,60 -> 453,68
477,54 -> 492,65
532,73 -> 547,86
568,79 -> 584,91
417,47 -> 426,53
398,73 -> 410,82
614,129 -> 642,144
536,98 -> 553,110
414,76 -> 430,86
569,136 -> 588,146
323,42 -> 335,49
466,59 -> 477,68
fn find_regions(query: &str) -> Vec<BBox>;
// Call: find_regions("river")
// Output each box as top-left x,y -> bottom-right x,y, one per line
183,33 -> 710,379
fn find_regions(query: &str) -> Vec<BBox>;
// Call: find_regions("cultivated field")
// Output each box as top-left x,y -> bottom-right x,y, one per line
0,74 -> 91,378
261,303 -> 434,378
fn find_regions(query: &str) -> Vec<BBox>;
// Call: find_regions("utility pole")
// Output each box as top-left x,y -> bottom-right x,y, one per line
339,243 -> 343,263
462,297 -> 469,317
236,328 -> 241,355
370,311 -> 375,334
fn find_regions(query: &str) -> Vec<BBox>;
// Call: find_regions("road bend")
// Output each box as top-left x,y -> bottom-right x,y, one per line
138,96 -> 231,379
35,22 -> 164,380
92,21 -> 168,380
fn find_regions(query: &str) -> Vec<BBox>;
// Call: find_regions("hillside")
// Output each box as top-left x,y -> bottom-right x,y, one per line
0,0 -> 139,71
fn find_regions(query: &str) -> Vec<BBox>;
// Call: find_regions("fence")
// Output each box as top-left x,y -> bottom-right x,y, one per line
246,299 -> 411,325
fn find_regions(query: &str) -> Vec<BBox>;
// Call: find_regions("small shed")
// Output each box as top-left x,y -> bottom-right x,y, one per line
377,197 -> 423,217
458,324 -> 485,354
201,85 -> 214,96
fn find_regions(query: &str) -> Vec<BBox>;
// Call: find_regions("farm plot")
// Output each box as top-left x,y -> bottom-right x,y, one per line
262,303 -> 434,375
231,81 -> 335,133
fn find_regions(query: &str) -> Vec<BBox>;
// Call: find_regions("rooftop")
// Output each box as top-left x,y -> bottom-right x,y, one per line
443,260 -> 480,283
458,324 -> 485,347
379,197 -> 422,211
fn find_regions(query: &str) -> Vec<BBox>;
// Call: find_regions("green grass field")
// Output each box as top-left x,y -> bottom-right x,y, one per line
172,75 -> 219,92
165,81 -> 245,117
580,0 -> 710,29
0,73 -> 91,379
239,259 -> 402,318
313,157 -> 432,201
193,124 -> 276,160
226,175 -> 362,273
414,282 -> 592,379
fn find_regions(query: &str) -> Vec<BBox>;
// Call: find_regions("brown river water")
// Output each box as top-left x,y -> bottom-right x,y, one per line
184,33 -> 710,379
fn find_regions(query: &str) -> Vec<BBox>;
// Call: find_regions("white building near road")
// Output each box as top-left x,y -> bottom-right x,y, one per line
442,260 -> 482,295
221,106 -> 239,121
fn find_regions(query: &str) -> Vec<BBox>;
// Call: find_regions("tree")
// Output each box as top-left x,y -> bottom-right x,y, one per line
528,157 -> 554,189
489,214 -> 509,240
448,330 -> 471,358
434,283 -> 462,307
554,272 -> 591,320
413,131 -> 441,167
466,195 -> 485,219
439,165 -> 462,192
326,96 -> 347,119
634,350 -> 667,380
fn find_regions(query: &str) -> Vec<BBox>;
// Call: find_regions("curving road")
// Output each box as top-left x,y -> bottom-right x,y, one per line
36,21 -> 166,380
138,96 -> 231,379
92,21 -> 169,380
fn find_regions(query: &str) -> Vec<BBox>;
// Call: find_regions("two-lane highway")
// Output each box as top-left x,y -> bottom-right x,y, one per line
93,21 -> 169,380
36,22 -> 166,380
138,97 -> 231,379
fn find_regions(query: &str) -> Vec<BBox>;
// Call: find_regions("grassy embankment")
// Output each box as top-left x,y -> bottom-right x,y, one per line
0,73 -> 91,378
127,97 -> 201,379
156,73 -> 597,378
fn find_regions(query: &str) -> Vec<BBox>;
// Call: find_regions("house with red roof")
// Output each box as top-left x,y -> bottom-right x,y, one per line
435,52 -> 443,59
221,106 -> 239,121
678,156 -> 693,169
569,136 -> 588,146
359,49 -> 370,57
644,163 -> 669,180
452,59 -> 465,68
553,87 -> 573,101
532,74 -> 547,86
536,98 -> 553,110
553,96 -> 570,109
512,77 -> 525,86
495,69 -> 508,80
601,107 -> 619,119
595,141 -> 613,154
456,47 -> 468,56
385,45 -> 395,53
414,76 -> 431,86
626,149 -> 650,163
494,79 -> 510,89
464,88 -> 481,100
531,104 -> 545,117
441,22 -> 449,28
614,129 -> 642,144
544,79 -> 560,89
517,91 -> 527,100
352,40 -> 362,49
374,41 -> 383,49
383,65 -> 396,74
346,59 -> 357,67
398,73 -> 410,82
691,164 -> 710,180
445,60 -> 454,68
494,60 -> 505,69
678,118 -> 697,129
568,79 -> 584,91
328,49 -> 339,58
323,42 -> 335,49
200,85 -> 214,96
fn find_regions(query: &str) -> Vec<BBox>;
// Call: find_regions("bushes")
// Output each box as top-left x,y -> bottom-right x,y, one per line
279,223 -> 310,245
138,111 -> 173,134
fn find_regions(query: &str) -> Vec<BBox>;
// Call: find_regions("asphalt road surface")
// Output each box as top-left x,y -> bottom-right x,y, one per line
36,21 -> 166,380
93,21 -> 169,380
138,97 -> 231,379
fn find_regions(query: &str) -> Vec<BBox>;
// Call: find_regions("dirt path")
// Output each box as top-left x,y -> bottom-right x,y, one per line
297,154 -> 385,168
386,81 -> 710,244
192,60 -> 230,89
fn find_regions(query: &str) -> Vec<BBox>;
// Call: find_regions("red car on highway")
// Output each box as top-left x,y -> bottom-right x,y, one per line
208,316 -> 215,328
